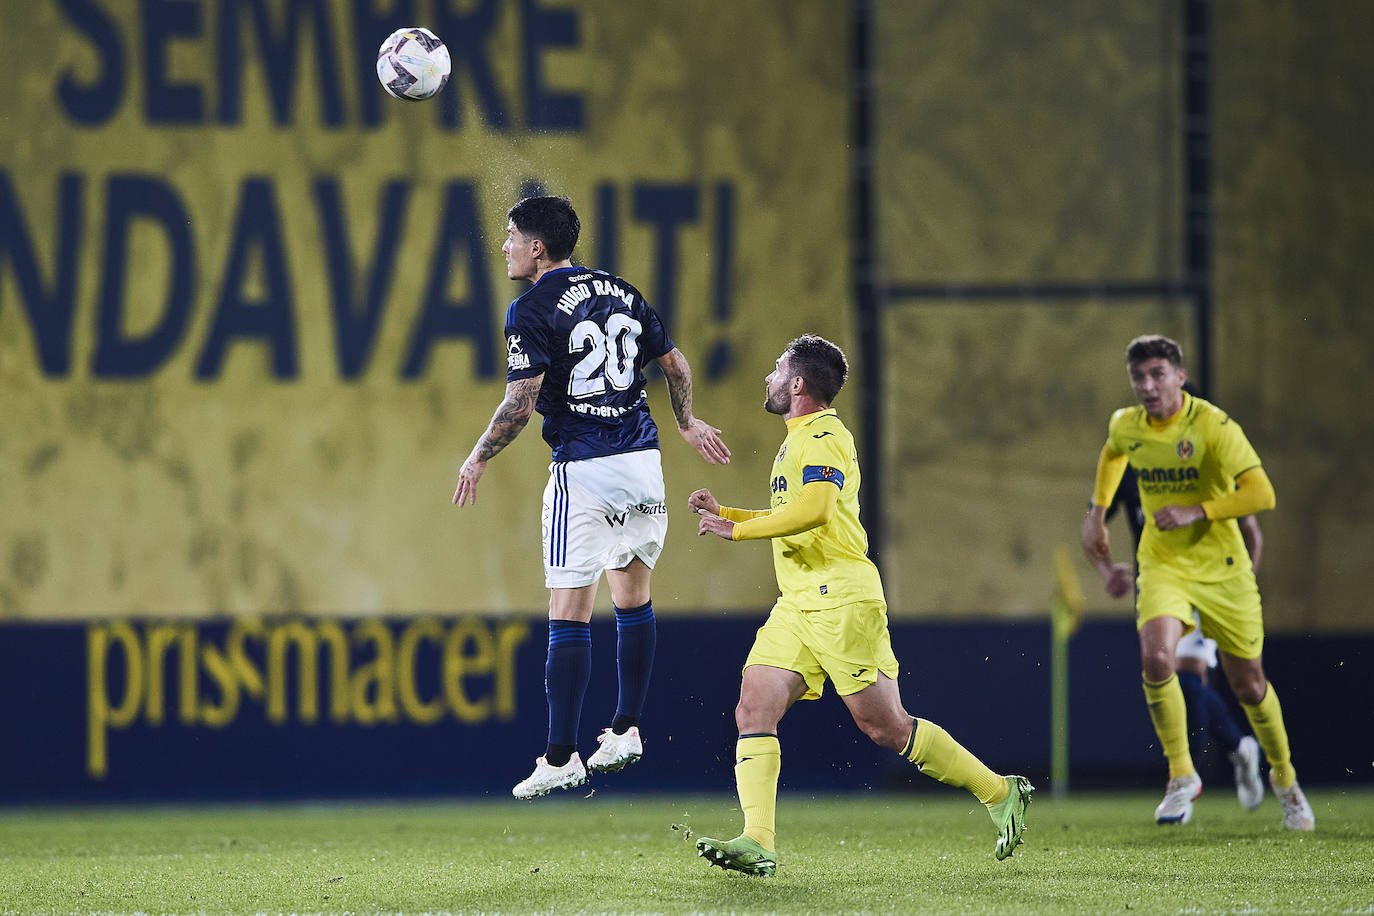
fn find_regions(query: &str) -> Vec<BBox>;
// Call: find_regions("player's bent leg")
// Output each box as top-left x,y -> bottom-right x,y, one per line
695,835 -> 777,876
512,754 -> 587,799
1143,673 -> 1196,779
894,716 -> 1034,860
899,718 -> 1009,805
599,595 -> 655,768
1230,668 -> 1299,788
1227,660 -> 1312,828
608,598 -> 656,738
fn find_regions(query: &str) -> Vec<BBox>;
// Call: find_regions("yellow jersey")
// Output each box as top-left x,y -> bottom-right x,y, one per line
1106,393 -> 1263,581
752,409 -> 885,608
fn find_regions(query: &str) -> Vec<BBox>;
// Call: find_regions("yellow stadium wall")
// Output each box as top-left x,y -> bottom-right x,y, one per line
0,1 -> 851,619
1208,0 -> 1374,634
870,1 -> 1374,633
2,2 -> 1370,634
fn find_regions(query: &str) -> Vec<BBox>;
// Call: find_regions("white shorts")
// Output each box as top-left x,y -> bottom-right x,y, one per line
1175,610 -> 1219,668
541,449 -> 667,589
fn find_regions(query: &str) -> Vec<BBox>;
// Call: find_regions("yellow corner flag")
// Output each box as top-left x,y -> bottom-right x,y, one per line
1051,544 -> 1085,640
1050,544 -> 1085,795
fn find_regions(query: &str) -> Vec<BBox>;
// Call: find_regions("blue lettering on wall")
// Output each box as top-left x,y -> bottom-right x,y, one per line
93,176 -> 196,378
0,172 -> 84,376
56,0 -> 585,132
315,178 -> 409,379
353,0 -> 415,127
436,0 -> 507,130
402,182 -> 496,379
707,181 -> 735,379
1,173 -> 734,382
594,183 -> 617,275
521,0 -> 584,130
217,0 -> 345,127
633,184 -> 699,336
143,0 -> 204,124
57,0 -> 125,125
196,178 -> 298,379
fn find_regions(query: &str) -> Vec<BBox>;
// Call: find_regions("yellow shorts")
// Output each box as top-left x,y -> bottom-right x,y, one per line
1136,564 -> 1265,659
744,598 -> 900,699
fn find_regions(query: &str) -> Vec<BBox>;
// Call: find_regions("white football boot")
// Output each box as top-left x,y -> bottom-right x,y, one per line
1228,735 -> 1264,810
586,727 -> 644,773
1270,775 -> 1316,831
1154,773 -> 1202,825
512,753 -> 587,799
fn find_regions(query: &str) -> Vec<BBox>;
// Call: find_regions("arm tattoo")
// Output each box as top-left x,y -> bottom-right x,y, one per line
475,376 -> 541,461
659,349 -> 694,428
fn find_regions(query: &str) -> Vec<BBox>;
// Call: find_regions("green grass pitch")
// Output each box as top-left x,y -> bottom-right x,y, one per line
2,788 -> 1372,915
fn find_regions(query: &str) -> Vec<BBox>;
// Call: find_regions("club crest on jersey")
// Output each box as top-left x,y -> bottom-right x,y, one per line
506,334 -> 530,371
1177,439 -> 1194,459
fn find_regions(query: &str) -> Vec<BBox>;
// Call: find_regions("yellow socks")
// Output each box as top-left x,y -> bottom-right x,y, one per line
1143,674 -> 1196,779
902,718 -> 1007,807
735,735 -> 780,851
1242,682 -> 1296,788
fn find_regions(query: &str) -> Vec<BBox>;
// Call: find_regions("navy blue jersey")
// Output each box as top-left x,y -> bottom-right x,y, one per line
505,266 -> 675,462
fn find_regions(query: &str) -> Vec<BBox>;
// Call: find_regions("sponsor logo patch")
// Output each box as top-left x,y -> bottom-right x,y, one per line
506,334 -> 530,371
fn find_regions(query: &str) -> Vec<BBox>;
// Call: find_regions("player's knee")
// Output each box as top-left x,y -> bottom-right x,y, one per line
734,698 -> 772,733
1232,675 -> 1267,705
1141,648 -> 1175,682
853,715 -> 904,751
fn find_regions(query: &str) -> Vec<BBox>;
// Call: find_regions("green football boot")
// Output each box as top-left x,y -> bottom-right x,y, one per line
989,775 -> 1034,860
695,834 -> 777,876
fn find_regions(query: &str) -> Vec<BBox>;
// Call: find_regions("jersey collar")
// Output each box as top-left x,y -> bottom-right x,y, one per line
531,264 -> 582,288
1146,391 -> 1192,430
785,407 -> 836,433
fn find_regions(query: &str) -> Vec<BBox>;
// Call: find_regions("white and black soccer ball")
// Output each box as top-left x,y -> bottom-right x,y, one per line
376,27 -> 451,101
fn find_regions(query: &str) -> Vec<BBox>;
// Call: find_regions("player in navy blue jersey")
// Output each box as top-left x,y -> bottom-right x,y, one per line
452,196 -> 731,799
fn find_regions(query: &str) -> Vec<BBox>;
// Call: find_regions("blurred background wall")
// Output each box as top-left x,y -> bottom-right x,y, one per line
1,0 -> 1369,799
873,0 -> 1373,631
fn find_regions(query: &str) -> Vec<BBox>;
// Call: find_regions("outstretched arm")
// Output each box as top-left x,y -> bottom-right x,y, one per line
656,348 -> 731,464
452,375 -> 543,506
698,481 -> 839,542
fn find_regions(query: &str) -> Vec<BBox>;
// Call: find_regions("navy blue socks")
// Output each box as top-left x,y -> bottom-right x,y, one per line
1177,669 -> 1244,756
544,619 -> 591,766
611,601 -> 656,734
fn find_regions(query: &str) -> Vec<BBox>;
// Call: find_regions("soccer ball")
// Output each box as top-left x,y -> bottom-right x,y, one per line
376,27 -> 451,101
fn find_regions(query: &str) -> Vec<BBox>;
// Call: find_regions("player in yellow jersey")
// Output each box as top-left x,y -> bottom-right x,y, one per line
1081,335 -> 1314,830
687,335 -> 1033,875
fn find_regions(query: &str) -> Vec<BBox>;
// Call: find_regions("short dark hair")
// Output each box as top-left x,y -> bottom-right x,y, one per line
507,196 -> 580,262
1126,334 -> 1183,369
786,334 -> 848,405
